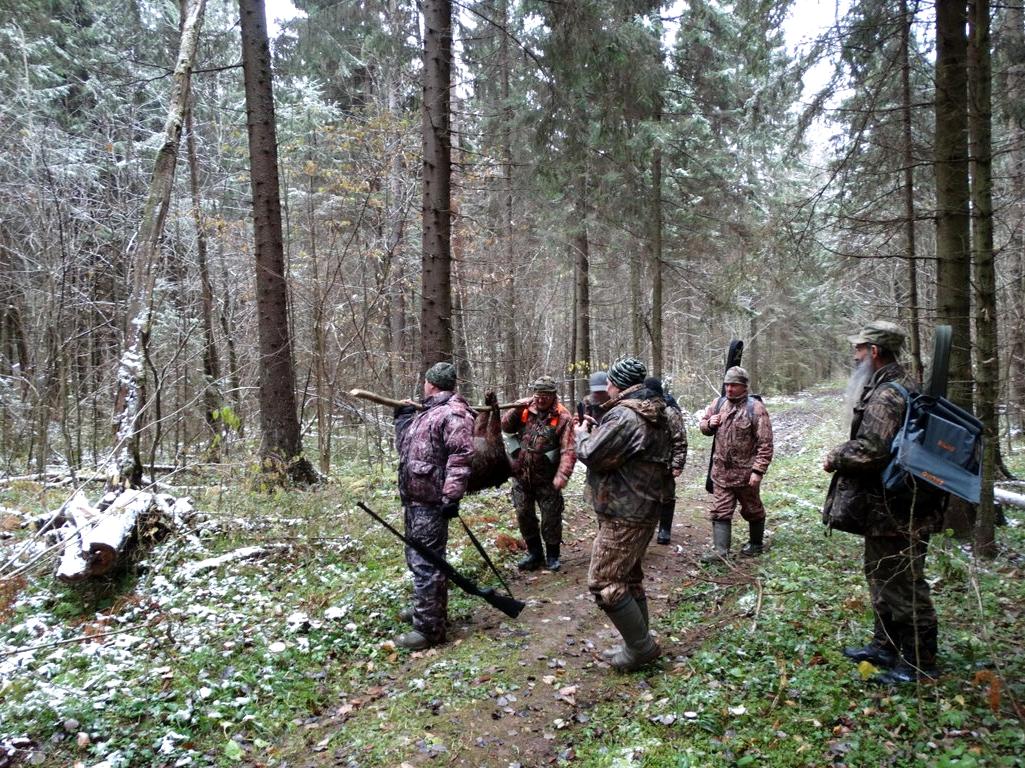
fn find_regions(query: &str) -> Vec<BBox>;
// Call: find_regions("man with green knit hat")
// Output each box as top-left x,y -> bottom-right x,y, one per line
392,361 -> 475,649
576,356 -> 674,672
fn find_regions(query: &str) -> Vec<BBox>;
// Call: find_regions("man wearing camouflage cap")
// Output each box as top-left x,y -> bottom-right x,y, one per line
502,375 -> 576,571
392,361 -> 476,649
578,371 -> 611,431
823,321 -> 945,684
576,357 -> 675,672
698,365 -> 774,562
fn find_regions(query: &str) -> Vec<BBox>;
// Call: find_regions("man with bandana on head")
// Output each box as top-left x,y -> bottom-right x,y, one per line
392,361 -> 475,650
698,366 -> 774,562
823,320 -> 945,684
576,356 -> 674,672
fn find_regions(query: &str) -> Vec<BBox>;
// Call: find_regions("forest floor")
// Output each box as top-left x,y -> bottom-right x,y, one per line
278,396 -> 844,768
2,388 -> 1024,768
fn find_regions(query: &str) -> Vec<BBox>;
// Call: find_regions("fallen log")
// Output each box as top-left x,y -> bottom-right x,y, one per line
53,490 -> 194,583
995,486 -> 1025,510
348,388 -> 519,413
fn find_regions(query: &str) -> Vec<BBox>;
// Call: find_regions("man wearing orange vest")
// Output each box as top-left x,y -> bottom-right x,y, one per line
502,376 -> 576,572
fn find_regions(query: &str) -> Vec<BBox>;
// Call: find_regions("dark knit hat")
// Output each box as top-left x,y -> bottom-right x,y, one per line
607,356 -> 647,389
425,361 -> 457,391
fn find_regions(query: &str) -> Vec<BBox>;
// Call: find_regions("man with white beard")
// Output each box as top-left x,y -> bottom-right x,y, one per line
822,321 -> 945,684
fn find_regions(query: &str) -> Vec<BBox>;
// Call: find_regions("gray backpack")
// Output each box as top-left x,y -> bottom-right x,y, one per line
881,383 -> 983,504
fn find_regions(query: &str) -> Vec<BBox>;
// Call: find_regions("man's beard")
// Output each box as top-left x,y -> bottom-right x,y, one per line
844,357 -> 875,430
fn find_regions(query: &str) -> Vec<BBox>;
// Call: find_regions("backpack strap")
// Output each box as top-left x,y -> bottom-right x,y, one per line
882,381 -> 910,402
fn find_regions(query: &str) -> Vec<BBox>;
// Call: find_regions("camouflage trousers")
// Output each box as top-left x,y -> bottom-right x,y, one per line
864,533 -> 937,635
511,478 -> 564,550
709,483 -> 766,522
403,505 -> 449,643
587,515 -> 657,608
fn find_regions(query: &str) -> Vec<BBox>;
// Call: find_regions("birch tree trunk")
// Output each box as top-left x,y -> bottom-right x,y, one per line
111,0 -> 206,489
238,0 -> 318,485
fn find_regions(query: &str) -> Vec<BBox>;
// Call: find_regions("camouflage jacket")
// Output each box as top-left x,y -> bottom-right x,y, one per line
699,395 -> 774,487
666,401 -> 688,473
395,391 -> 476,507
822,362 -> 945,537
576,384 -> 674,523
501,398 -> 576,486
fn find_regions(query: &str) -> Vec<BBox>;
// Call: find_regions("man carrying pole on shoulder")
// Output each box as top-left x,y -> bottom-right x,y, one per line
392,362 -> 475,650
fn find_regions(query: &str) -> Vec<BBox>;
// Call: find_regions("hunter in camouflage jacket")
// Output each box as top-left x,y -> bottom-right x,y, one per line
822,361 -> 944,537
577,383 -> 674,523
395,390 -> 476,508
699,394 -> 774,488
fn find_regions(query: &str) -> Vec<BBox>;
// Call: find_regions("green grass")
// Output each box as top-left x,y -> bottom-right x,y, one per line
569,416 -> 1025,768
2,409 -> 1024,767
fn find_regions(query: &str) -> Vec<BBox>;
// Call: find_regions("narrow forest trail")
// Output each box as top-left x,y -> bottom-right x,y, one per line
286,392 -> 841,768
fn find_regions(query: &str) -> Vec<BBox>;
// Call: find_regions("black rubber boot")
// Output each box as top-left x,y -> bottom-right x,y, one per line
872,624 -> 939,684
545,542 -> 561,572
739,519 -> 765,557
601,596 -> 661,672
657,504 -> 673,545
517,536 -> 544,571
701,521 -> 732,563
843,614 -> 898,667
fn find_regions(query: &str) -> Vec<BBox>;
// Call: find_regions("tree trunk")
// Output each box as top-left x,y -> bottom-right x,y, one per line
630,240 -> 642,355
238,0 -> 318,485
969,0 -> 998,558
573,171 -> 591,388
650,138 -> 663,379
112,0 -> 206,489
1001,5 -> 1025,433
420,0 -> 454,372
901,0 -> 924,382
385,0 -> 409,395
500,0 -> 518,400
934,0 -> 973,410
185,97 -> 223,461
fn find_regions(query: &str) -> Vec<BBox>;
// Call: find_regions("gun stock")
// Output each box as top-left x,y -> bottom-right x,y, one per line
705,339 -> 744,494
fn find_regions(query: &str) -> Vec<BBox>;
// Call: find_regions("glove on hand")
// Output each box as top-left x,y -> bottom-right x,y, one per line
393,404 -> 418,419
441,502 -> 460,520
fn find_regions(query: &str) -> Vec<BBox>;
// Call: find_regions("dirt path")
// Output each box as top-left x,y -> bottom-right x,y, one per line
295,395 -> 834,767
